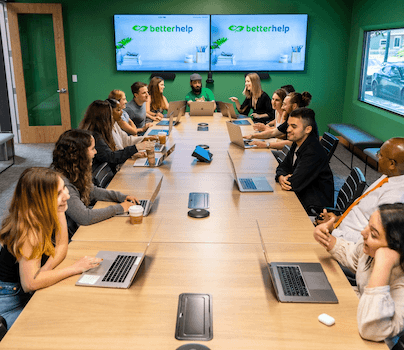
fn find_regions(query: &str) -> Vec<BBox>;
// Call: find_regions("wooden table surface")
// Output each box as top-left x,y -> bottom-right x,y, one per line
1,113 -> 385,349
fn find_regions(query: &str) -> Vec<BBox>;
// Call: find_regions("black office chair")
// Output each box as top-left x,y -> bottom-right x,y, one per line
309,167 -> 367,217
0,316 -> 7,341
271,145 -> 291,164
320,132 -> 339,162
92,162 -> 115,188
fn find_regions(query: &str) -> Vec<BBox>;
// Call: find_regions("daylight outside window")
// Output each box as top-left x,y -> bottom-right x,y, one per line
359,28 -> 404,116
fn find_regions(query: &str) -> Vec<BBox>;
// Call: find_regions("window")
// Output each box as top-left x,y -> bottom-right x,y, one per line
359,28 -> 404,117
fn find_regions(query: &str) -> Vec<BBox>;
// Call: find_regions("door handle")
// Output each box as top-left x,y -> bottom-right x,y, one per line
57,88 -> 67,93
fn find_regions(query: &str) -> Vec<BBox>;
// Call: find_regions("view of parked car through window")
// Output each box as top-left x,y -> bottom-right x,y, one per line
359,28 -> 404,116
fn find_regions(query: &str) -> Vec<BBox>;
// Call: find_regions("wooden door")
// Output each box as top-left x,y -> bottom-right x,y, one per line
7,3 -> 70,143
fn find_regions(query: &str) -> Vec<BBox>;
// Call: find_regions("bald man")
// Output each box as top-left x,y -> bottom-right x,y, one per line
316,137 -> 404,242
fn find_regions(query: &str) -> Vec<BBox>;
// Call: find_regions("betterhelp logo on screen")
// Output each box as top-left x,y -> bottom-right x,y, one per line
228,25 -> 290,33
132,25 -> 193,33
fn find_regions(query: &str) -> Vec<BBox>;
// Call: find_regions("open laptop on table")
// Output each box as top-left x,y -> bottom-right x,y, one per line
117,176 -> 163,217
189,101 -> 216,116
217,101 -> 250,125
227,151 -> 273,192
75,231 -> 156,289
226,121 -> 256,149
158,100 -> 186,126
133,144 -> 176,167
146,114 -> 175,137
257,222 -> 338,303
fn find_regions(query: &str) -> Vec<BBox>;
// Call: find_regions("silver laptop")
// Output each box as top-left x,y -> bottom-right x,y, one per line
145,114 -> 175,137
189,101 -> 216,116
158,101 -> 187,126
75,233 -> 155,289
257,222 -> 338,303
117,176 -> 163,217
227,152 -> 273,192
226,121 -> 256,149
133,144 -> 176,167
217,101 -> 250,124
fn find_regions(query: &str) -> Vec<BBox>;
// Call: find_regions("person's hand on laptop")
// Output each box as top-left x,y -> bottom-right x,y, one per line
278,174 -> 292,191
120,198 -> 139,212
131,152 -> 147,160
253,122 -> 268,132
243,134 -> 253,140
195,97 -> 205,102
140,123 -> 153,133
72,256 -> 103,273
125,195 -> 139,205
250,140 -> 268,148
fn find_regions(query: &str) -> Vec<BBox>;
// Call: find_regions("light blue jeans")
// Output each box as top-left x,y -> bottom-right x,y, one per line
0,281 -> 31,330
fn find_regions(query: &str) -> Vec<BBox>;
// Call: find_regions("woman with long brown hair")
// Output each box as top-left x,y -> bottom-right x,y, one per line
229,73 -> 274,124
79,100 -> 152,173
146,76 -> 169,122
52,129 -> 139,238
0,167 -> 101,330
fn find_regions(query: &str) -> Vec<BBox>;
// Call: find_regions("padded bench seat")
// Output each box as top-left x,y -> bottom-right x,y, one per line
0,133 -> 15,174
363,147 -> 380,177
328,123 -> 383,169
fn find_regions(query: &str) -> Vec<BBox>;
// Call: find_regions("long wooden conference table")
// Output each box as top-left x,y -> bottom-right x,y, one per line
1,113 -> 385,349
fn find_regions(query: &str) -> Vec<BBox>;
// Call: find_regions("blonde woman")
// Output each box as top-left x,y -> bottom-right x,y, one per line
229,73 -> 274,124
108,89 -> 151,136
0,167 -> 101,329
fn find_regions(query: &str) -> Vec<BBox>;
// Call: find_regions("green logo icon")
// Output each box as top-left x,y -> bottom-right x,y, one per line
228,25 -> 244,32
132,25 -> 148,32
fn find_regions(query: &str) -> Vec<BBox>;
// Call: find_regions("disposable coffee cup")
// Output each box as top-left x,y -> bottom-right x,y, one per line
128,205 -> 144,224
158,131 -> 166,145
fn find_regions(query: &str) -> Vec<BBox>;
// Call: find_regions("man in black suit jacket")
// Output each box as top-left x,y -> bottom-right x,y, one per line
275,107 -> 334,213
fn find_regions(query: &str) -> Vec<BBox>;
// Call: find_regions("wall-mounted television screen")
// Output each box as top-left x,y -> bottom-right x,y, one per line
114,14 -> 210,71
210,14 -> 308,71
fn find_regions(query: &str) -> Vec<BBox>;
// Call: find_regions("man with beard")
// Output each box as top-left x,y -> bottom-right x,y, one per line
185,73 -> 215,105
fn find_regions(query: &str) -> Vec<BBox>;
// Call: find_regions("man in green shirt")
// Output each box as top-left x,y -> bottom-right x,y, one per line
185,73 -> 215,104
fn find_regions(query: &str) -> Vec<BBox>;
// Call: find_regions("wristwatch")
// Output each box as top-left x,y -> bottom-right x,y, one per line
265,141 -> 271,149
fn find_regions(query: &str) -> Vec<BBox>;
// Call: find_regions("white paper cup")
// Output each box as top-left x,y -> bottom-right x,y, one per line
128,205 -> 144,224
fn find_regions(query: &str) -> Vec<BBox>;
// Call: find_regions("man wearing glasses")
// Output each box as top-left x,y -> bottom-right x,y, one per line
316,137 -> 404,243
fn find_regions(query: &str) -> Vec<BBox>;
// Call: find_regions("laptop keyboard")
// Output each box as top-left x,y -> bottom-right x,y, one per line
277,265 -> 309,297
239,178 -> 257,190
102,255 -> 138,283
139,200 -> 147,209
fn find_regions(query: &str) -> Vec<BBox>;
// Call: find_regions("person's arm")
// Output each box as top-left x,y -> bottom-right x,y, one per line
244,127 -> 284,140
18,224 -> 102,293
40,212 -> 69,272
94,136 -> 138,169
117,118 -> 138,136
250,139 -> 292,150
275,148 -> 294,186
229,97 -> 249,114
357,248 -> 404,341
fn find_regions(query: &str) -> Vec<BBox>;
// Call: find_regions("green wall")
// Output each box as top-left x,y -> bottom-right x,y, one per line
16,0 -> 352,132
343,0 -> 404,141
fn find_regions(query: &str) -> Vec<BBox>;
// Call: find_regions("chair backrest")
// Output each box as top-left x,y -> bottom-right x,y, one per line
336,167 -> 367,211
320,132 -> 339,161
276,145 -> 291,163
92,162 -> 114,188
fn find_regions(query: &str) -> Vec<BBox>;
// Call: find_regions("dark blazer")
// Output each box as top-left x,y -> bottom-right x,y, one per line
92,132 -> 138,174
275,133 -> 334,213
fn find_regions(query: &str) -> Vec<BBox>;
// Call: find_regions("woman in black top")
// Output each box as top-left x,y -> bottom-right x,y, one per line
229,73 -> 274,124
0,167 -> 101,330
79,100 -> 152,174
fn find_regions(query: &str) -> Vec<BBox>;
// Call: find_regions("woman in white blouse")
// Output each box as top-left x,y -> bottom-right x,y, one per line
314,203 -> 404,348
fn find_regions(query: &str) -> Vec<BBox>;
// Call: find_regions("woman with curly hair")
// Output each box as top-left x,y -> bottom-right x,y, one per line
52,129 -> 139,238
0,167 -> 102,330
79,100 -> 152,173
146,76 -> 169,122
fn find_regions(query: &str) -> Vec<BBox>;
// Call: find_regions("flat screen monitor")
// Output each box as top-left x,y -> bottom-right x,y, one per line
210,14 -> 308,71
114,14 -> 210,71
